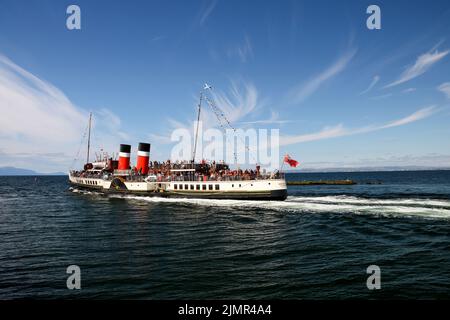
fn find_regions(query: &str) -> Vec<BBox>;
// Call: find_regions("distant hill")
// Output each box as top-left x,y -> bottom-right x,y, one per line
0,166 -> 66,176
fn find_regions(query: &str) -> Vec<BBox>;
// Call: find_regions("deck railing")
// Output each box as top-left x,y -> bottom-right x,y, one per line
70,170 -> 285,182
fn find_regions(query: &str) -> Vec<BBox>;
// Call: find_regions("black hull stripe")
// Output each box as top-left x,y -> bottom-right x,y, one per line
70,183 -> 287,201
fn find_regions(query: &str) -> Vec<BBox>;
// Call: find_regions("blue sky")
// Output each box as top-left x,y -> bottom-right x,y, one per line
1,0 -> 450,172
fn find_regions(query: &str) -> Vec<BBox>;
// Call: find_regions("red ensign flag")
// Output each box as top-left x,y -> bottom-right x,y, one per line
283,154 -> 299,167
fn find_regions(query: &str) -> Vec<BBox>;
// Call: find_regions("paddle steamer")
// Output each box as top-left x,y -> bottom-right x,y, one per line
69,85 -> 287,200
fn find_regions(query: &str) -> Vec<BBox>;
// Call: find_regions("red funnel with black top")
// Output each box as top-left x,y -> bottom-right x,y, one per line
118,144 -> 131,170
136,142 -> 150,175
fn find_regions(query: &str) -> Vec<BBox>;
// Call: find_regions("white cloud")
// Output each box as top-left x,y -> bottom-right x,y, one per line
402,88 -> 416,93
151,35 -> 166,42
155,80 -> 262,145
227,35 -> 253,63
369,93 -> 392,100
280,124 -> 346,146
378,106 -> 436,129
280,106 -> 437,146
209,80 -> 259,124
0,54 -> 128,172
359,75 -> 380,95
148,133 -> 173,145
288,48 -> 357,104
0,54 -> 86,150
95,108 -> 129,141
239,110 -> 291,125
199,0 -> 217,25
437,82 -> 450,99
384,48 -> 449,88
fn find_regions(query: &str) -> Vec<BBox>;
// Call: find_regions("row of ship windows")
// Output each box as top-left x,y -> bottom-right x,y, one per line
82,180 -> 99,186
172,182 -> 268,191
173,183 -> 242,191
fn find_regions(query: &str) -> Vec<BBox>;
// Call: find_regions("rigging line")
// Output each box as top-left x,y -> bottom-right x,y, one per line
204,96 -> 237,163
204,96 -> 242,162
203,94 -> 258,165
204,97 -> 228,130
70,120 -> 89,169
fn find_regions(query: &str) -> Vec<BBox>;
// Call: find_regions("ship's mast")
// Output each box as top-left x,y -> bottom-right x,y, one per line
192,92 -> 203,162
86,112 -> 92,164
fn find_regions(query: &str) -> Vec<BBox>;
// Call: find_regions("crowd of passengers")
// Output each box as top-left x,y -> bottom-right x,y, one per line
71,159 -> 281,181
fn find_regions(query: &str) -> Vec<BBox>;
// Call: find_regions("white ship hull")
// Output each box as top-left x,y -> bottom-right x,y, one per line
69,175 -> 287,200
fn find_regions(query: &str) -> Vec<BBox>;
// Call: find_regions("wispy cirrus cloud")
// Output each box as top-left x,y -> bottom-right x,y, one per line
0,54 -> 86,147
209,80 -> 260,123
384,48 -> 449,88
95,108 -> 130,141
288,48 -> 357,104
151,35 -> 166,42
369,93 -> 393,100
198,0 -> 217,25
0,54 -> 128,172
280,106 -> 437,146
227,35 -> 253,63
359,75 -> 380,95
379,106 -> 436,128
239,110 -> 291,125
402,88 -> 416,94
437,82 -> 450,99
157,80 -> 262,144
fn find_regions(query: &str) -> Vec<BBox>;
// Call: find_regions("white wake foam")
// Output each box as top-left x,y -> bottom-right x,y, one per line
104,193 -> 450,220
290,195 -> 450,208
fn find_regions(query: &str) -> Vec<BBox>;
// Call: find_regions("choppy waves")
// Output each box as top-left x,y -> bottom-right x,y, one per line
3,176 -> 450,299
